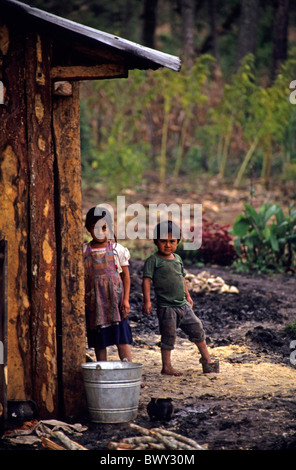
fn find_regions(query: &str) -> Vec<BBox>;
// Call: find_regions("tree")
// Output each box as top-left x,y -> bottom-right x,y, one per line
209,0 -> 220,64
235,0 -> 260,70
179,0 -> 196,67
142,0 -> 158,49
271,0 -> 290,79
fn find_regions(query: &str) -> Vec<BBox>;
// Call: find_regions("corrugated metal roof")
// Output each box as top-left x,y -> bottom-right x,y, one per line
1,0 -> 181,72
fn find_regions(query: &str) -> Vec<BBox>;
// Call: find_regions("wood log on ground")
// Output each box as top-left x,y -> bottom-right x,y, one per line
128,423 -> 205,450
108,442 -> 132,450
120,436 -> 157,445
108,423 -> 206,451
152,430 -> 179,450
129,423 -> 150,436
156,428 -> 205,450
148,442 -> 166,450
41,437 -> 65,450
52,431 -> 88,450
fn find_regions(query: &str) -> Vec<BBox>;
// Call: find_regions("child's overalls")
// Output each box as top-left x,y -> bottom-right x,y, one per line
84,242 -> 123,331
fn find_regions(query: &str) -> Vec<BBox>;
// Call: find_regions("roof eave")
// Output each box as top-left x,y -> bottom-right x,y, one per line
1,0 -> 181,72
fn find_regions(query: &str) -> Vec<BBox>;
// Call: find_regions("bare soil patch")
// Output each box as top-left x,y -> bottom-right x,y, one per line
73,179 -> 296,451
77,260 -> 296,451
2,178 -> 295,453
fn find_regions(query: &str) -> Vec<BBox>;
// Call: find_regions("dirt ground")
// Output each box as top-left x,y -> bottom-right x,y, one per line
77,178 -> 296,452
2,178 -> 296,453
75,259 -> 296,452
2,261 -> 295,453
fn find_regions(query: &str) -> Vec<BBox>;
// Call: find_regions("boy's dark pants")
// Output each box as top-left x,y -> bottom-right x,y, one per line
157,302 -> 205,350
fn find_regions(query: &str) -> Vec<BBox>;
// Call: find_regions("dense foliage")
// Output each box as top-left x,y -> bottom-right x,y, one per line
80,54 -> 296,193
176,202 -> 296,273
23,0 -> 296,194
232,201 -> 296,272
176,218 -> 237,266
23,0 -> 296,273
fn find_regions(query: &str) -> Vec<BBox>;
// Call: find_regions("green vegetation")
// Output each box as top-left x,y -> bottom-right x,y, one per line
285,319 -> 296,336
231,202 -> 296,272
81,55 -> 296,194
174,201 -> 296,274
24,0 -> 296,197
25,0 -> 296,273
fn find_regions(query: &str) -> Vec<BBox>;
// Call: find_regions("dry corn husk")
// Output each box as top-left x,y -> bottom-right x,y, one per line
108,423 -> 206,451
185,271 -> 239,294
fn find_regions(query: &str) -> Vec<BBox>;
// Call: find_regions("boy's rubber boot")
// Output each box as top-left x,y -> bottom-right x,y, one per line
200,359 -> 220,373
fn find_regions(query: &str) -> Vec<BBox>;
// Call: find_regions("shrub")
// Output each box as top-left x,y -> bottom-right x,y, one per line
231,202 -> 296,272
177,217 -> 237,266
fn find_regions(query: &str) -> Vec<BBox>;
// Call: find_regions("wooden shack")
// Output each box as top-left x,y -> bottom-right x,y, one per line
0,0 -> 181,420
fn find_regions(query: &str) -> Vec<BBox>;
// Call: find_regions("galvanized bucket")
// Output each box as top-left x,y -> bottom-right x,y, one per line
81,361 -> 143,423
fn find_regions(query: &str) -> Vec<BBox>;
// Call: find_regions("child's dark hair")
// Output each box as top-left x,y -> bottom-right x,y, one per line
153,220 -> 181,245
85,206 -> 115,240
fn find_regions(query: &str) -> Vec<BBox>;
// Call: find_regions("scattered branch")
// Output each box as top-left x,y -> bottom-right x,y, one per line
41,437 -> 66,451
108,423 -> 207,451
52,431 -> 88,450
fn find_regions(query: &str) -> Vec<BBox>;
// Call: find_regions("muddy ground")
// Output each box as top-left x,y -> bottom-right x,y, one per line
3,259 -> 295,453
2,179 -> 296,453
74,259 -> 296,452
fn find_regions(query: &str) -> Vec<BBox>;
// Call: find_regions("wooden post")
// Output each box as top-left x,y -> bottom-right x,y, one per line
0,22 -> 31,401
25,32 -> 59,417
53,81 -> 86,417
0,238 -> 8,434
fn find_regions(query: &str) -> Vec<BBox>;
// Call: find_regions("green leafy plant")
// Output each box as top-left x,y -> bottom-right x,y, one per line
210,54 -> 257,179
152,55 -> 213,186
90,139 -> 148,197
231,202 -> 296,272
80,53 -> 296,191
285,319 -> 296,336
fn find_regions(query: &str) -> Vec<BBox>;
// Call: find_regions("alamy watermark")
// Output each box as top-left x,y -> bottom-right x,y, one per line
289,80 -> 296,104
290,340 -> 296,366
93,196 -> 202,250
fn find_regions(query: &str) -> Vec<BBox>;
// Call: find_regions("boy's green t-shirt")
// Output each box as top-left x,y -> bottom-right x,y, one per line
143,252 -> 186,307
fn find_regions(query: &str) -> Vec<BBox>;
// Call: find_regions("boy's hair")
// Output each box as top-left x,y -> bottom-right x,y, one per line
85,206 -> 114,235
153,220 -> 181,245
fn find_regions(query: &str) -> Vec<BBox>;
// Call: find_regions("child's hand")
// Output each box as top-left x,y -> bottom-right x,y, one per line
121,299 -> 130,318
143,300 -> 152,315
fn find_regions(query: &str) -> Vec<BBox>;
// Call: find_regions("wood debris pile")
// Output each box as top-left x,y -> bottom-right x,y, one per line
185,271 -> 239,294
2,419 -> 88,449
108,423 -> 206,451
41,431 -> 88,450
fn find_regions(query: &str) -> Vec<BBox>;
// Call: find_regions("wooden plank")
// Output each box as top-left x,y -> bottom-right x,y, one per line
50,63 -> 128,81
0,22 -> 32,403
52,81 -> 87,418
52,431 -> 88,450
25,32 -> 59,418
41,436 -> 66,450
0,239 -> 7,434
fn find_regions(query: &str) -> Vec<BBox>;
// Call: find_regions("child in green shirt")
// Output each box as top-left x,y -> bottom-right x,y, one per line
143,221 -> 219,376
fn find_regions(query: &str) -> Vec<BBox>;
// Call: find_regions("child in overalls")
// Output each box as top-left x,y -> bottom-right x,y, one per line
84,206 -> 132,361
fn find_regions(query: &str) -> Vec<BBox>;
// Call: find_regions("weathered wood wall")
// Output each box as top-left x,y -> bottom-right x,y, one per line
0,20 -> 86,418
53,82 -> 86,416
0,21 -> 31,401
0,239 -> 8,434
25,31 -> 59,417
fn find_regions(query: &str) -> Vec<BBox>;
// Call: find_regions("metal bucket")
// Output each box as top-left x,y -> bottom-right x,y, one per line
81,361 -> 143,423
